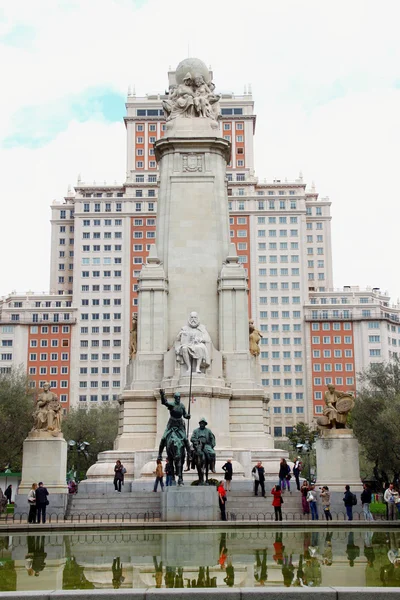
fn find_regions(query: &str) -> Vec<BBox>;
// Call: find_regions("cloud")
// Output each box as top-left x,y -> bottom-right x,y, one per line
1,0 -> 400,301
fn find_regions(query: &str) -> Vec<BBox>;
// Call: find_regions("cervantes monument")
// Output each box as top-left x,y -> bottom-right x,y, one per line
84,58 -> 285,489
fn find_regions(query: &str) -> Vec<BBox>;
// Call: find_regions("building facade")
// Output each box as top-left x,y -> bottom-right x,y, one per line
0,69 -> 393,438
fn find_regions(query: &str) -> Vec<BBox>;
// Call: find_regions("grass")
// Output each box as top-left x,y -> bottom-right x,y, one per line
370,502 -> 389,515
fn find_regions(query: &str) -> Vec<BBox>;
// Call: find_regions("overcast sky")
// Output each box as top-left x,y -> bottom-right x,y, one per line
1,0 -> 400,302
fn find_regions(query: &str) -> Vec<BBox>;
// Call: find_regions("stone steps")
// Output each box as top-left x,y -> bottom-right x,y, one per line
66,491 -> 162,516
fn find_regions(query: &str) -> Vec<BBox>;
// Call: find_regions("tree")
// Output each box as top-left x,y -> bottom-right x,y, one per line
62,403 -> 119,480
286,422 -> 318,452
0,368 -> 35,472
352,359 -> 400,488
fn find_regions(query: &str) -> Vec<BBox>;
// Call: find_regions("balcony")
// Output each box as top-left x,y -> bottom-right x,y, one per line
0,315 -> 77,325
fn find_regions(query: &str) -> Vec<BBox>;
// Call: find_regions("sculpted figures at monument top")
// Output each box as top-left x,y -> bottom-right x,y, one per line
316,383 -> 355,431
33,382 -> 62,434
129,313 -> 138,360
175,312 -> 211,375
162,58 -> 220,125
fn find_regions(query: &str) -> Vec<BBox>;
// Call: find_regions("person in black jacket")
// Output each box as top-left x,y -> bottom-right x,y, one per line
222,459 -> 233,492
343,484 -> 354,521
361,483 -> 374,521
4,485 -> 12,504
252,462 -> 266,497
35,482 -> 49,524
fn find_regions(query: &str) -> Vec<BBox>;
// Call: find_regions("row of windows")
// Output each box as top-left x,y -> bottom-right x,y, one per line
260,338 -> 303,346
133,231 -> 155,238
81,271 -> 122,278
81,314 -> 122,322
134,189 -> 156,198
262,365 -> 303,372
30,339 -> 69,348
274,427 -> 294,437
273,407 -> 304,414
313,377 -> 353,387
136,161 -> 157,169
82,219 -> 122,227
0,353 -> 12,360
262,379 -> 304,386
259,268 -> 301,277
80,366 -> 120,374
80,340 -> 121,347
10,314 -> 72,323
81,257 -> 122,264
80,353 -> 121,360
83,203 -> 122,213
257,229 -> 300,238
29,366 -> 68,375
313,363 -> 354,372
260,352 -> 303,359
81,285 -> 121,292
261,282 -> 301,291
312,336 -> 353,344
256,216 -> 299,224
259,297 -> 302,304
258,256 -> 301,264
79,381 -> 120,388
29,353 -> 69,361
257,243 -> 300,251
313,376 -> 354,388
82,299 -> 121,306
313,349 -> 352,358
259,324 -> 302,332
133,218 -> 156,226
80,327 -> 121,334
30,326 -> 70,334
259,311 -> 302,319
312,323 -> 352,331
79,395 -> 118,401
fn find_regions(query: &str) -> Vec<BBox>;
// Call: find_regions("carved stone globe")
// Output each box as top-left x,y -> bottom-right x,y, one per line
175,57 -> 210,85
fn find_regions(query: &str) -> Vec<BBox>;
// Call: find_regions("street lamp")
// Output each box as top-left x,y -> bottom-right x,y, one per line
296,440 -> 312,482
67,440 -> 90,482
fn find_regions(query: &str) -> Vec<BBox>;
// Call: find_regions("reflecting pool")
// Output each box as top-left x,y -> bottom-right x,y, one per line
0,529 -> 400,591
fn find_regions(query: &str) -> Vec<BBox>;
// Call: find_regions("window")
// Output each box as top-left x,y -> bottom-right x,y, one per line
369,349 -> 381,357
274,427 -> 283,437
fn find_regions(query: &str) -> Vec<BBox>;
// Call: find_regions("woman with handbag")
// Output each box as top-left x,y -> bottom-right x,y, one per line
271,484 -> 283,521
27,483 -> 38,524
279,458 -> 291,492
114,460 -> 125,493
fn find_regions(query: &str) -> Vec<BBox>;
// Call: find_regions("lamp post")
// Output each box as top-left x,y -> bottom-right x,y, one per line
67,440 -> 90,483
296,440 -> 311,482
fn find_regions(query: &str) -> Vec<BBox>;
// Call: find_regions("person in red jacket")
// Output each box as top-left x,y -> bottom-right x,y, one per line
271,484 -> 283,521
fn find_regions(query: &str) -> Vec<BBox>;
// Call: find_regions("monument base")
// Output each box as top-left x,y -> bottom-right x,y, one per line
14,432 -> 68,516
316,429 -> 362,492
161,485 -> 218,521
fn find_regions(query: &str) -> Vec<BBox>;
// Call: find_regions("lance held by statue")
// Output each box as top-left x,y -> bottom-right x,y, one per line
158,389 -> 191,485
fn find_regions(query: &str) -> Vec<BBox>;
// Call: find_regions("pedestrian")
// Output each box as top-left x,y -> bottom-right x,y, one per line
222,459 -> 233,492
252,461 -> 266,497
343,484 -> 355,521
165,458 -> 173,487
218,481 -> 227,521
307,485 -> 318,520
293,457 -> 303,491
279,458 -> 291,492
0,489 -> 7,515
319,486 -> 332,521
361,483 -> 374,522
271,484 -> 283,521
4,485 -> 12,504
384,483 -> 398,521
153,459 -> 165,492
27,483 -> 38,524
113,459 -> 125,493
301,480 -> 310,515
35,482 -> 49,524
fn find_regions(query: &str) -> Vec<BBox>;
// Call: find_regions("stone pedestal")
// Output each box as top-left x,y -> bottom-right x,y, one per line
316,430 -> 362,492
14,431 -> 68,516
161,485 -> 218,521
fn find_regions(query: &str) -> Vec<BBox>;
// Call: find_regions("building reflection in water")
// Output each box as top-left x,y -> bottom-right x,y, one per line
2,529 -> 400,590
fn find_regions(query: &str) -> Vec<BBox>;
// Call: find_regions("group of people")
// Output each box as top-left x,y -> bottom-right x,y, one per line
27,482 -> 49,523
383,483 -> 400,520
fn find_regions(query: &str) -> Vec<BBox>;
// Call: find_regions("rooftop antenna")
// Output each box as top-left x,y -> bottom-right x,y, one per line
248,83 -> 252,94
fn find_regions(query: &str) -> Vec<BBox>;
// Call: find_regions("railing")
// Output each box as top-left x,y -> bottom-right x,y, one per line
227,510 -> 388,522
0,511 -> 162,524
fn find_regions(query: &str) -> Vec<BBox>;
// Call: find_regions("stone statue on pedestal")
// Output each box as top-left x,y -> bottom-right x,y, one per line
158,389 -> 191,485
33,382 -> 62,435
249,319 -> 263,357
175,312 -> 211,375
191,417 -> 216,484
316,384 -> 355,431
129,313 -> 138,360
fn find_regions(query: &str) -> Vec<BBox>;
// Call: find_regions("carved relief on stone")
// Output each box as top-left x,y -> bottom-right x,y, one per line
182,153 -> 202,172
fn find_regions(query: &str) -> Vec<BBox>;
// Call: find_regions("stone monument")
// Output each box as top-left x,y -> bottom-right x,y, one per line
15,382 -> 68,516
82,58 -> 287,492
315,384 -> 362,494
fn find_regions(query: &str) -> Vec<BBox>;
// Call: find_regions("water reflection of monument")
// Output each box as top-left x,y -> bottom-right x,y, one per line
83,57 -> 286,490
3,530 -> 399,591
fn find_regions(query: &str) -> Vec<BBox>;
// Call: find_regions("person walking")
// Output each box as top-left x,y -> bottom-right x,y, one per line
35,482 -> 49,524
27,483 -> 38,524
279,458 -> 291,492
218,481 -> 227,521
165,458 -> 173,487
307,485 -> 318,520
384,483 -> 398,521
293,457 -> 303,491
252,462 -> 266,497
319,486 -> 332,521
4,485 -> 12,504
153,459 -> 165,492
271,484 -> 283,521
301,480 -> 310,516
113,459 -> 125,493
361,483 -> 374,522
343,484 -> 355,521
222,459 -> 233,492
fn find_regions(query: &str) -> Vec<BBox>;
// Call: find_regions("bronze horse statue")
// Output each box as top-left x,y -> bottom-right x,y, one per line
166,428 -> 186,485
